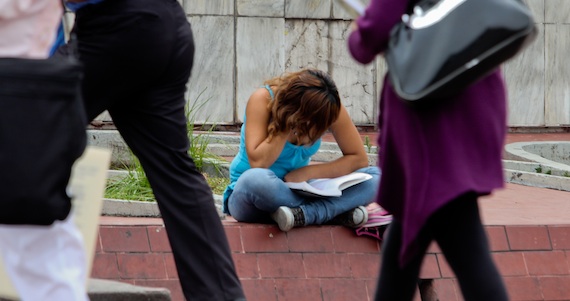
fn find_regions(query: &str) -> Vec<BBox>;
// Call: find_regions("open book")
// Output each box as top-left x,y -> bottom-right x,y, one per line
334,0 -> 366,17
285,172 -> 372,197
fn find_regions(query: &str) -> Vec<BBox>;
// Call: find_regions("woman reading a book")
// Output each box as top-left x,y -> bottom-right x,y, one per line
222,69 -> 386,232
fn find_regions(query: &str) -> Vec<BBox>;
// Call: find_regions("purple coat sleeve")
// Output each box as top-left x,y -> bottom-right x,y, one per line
348,0 -> 409,64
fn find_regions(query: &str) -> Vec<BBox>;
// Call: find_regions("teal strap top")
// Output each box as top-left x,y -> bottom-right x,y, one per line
265,84 -> 275,100
222,85 -> 321,213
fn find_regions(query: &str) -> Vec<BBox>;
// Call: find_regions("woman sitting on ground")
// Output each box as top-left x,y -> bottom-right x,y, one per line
222,68 -> 382,231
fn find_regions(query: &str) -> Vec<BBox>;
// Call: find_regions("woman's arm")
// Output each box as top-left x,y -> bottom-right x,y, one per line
284,105 -> 369,182
244,88 -> 291,168
348,0 -> 408,64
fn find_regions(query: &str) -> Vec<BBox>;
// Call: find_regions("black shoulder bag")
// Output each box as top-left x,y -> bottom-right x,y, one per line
385,0 -> 537,106
0,38 -> 87,225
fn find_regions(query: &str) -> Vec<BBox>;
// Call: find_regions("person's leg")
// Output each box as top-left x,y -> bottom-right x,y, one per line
0,214 -> 88,301
67,0 -> 245,300
302,166 -> 381,225
227,168 -> 307,223
374,219 -> 428,301
229,166 -> 380,226
431,195 -> 509,301
110,66 -> 246,299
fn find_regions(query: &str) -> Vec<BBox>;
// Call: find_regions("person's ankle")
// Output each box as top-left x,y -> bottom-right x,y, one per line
271,206 -> 305,231
330,206 -> 368,228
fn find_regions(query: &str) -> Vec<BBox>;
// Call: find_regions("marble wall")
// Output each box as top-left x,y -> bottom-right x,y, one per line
99,0 -> 570,128
183,0 -> 379,126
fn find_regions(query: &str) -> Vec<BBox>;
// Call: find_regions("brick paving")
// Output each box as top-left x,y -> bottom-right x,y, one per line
93,131 -> 570,301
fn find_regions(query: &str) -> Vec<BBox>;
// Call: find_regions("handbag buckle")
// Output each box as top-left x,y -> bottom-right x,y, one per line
409,0 -> 467,29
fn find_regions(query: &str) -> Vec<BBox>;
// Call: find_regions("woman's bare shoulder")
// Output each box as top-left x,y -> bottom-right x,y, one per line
247,87 -> 272,107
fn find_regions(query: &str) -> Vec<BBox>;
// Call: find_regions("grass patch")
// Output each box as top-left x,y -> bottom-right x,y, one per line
105,154 -> 154,201
204,174 -> 230,195
104,88 -> 229,202
104,171 -> 229,201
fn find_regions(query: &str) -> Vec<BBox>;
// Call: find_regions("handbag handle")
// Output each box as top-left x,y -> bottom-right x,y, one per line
60,0 -> 80,59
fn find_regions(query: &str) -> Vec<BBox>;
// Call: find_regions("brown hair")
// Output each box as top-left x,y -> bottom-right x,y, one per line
263,69 -> 341,143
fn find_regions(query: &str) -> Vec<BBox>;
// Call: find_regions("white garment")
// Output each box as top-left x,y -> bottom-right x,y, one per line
0,1 -> 89,300
0,215 -> 89,301
0,0 -> 62,58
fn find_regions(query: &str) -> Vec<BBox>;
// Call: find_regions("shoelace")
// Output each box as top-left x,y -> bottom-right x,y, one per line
292,208 -> 305,227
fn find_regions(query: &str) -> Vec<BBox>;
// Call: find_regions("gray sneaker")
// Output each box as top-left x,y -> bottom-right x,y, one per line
271,206 -> 305,232
331,206 -> 368,228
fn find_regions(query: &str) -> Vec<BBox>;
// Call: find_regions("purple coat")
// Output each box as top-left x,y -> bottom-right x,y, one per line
348,0 -> 507,266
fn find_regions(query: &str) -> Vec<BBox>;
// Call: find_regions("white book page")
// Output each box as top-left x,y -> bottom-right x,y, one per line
309,172 -> 372,191
0,147 -> 111,299
285,181 -> 341,197
286,172 -> 372,197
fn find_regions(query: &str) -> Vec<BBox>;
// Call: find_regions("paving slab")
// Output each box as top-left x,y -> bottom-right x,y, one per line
480,183 -> 570,226
88,279 -> 171,301
0,279 -> 171,301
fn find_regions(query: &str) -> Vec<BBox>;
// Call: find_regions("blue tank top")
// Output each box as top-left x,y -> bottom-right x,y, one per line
222,85 -> 321,213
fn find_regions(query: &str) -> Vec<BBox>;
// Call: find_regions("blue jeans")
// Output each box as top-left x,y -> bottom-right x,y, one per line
227,166 -> 381,225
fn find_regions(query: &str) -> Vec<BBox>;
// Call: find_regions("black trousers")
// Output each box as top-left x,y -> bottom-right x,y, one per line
375,195 -> 509,301
57,0 -> 245,300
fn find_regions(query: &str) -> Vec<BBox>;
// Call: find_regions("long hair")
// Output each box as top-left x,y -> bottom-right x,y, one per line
263,69 -> 341,143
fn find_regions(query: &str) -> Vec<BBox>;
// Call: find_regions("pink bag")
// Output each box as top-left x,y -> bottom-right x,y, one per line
355,203 -> 392,241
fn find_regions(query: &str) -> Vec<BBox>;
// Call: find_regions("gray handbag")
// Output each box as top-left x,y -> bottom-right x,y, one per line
385,0 -> 537,106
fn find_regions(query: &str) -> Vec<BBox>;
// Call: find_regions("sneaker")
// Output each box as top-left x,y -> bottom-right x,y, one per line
271,206 -> 305,232
331,206 -> 368,228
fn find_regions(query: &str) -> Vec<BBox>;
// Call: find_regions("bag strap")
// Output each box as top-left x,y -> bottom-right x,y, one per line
60,0 -> 81,59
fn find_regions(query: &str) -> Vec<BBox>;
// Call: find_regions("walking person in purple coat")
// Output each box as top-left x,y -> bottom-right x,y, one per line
347,0 -> 510,300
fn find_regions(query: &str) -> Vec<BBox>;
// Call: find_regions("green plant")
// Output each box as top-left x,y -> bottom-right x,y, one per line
186,88 -> 223,171
364,136 -> 372,153
535,165 -> 543,173
545,169 -> 552,175
204,174 -> 231,195
363,135 -> 378,154
105,153 -> 155,201
105,164 -> 230,201
564,172 -> 570,177
104,88 -> 227,201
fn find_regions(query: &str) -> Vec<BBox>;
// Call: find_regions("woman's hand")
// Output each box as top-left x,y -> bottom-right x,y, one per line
287,128 -> 312,146
283,168 -> 312,183
244,88 -> 290,168
350,21 -> 358,32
